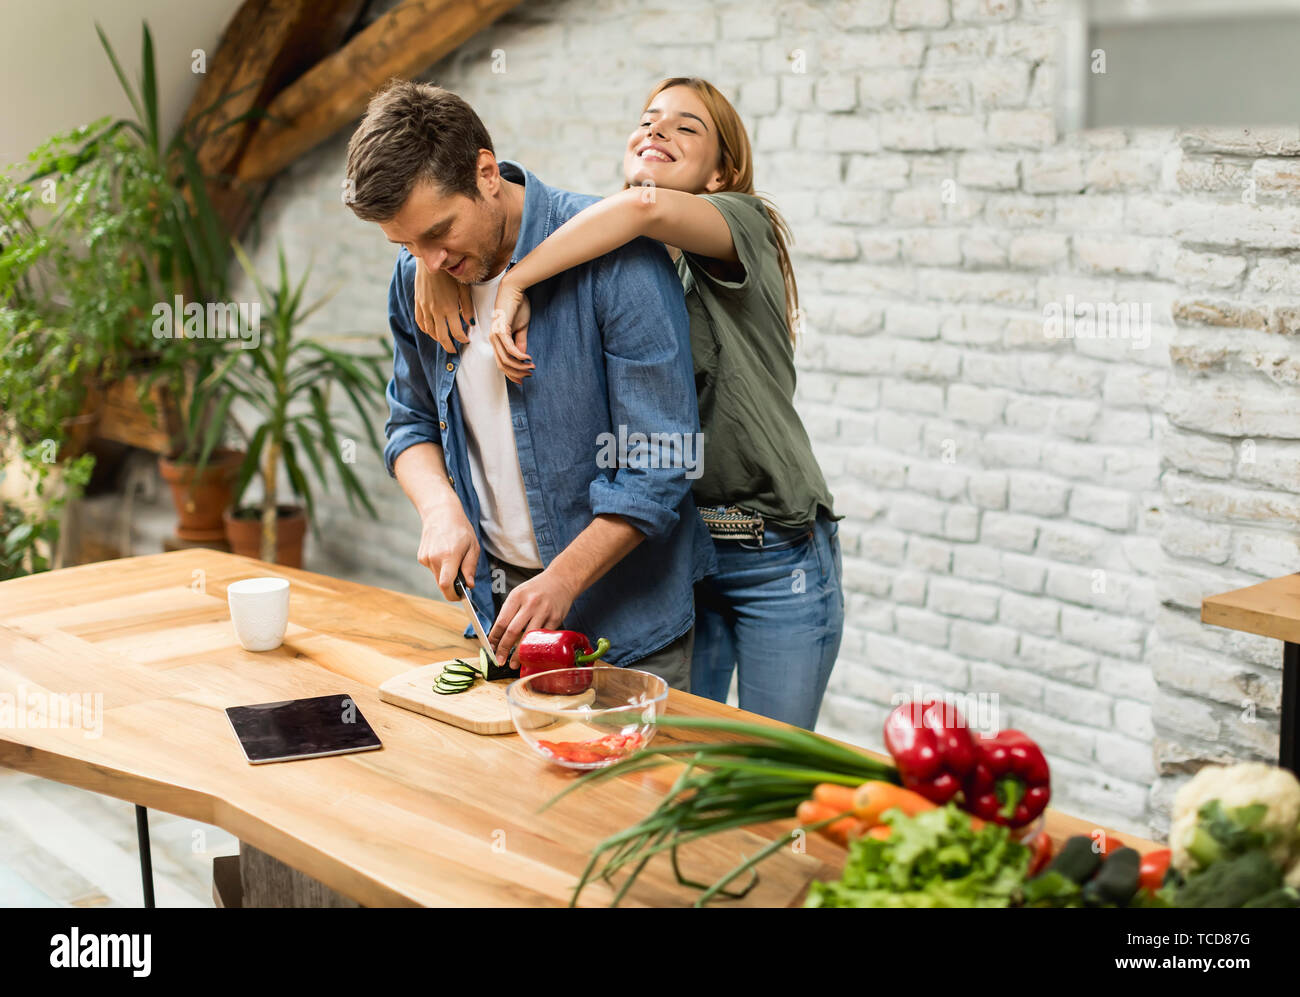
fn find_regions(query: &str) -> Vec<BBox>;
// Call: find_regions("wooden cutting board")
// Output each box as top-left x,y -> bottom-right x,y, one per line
378,659 -> 596,735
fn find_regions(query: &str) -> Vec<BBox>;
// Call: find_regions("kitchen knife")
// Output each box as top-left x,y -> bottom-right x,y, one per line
454,571 -> 499,669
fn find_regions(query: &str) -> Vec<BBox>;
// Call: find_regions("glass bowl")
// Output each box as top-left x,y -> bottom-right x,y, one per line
506,666 -> 668,770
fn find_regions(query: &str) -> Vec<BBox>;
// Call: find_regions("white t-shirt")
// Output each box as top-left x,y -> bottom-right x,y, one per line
457,267 -> 543,569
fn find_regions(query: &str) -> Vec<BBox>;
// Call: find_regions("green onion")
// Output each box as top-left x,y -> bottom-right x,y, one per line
540,717 -> 900,907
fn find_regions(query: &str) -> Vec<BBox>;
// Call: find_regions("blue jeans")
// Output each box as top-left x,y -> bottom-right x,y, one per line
690,513 -> 845,729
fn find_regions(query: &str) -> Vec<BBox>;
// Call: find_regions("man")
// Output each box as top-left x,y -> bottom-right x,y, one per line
344,80 -> 715,689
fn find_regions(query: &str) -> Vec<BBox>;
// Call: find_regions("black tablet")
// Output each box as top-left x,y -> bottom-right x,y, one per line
225,694 -> 383,764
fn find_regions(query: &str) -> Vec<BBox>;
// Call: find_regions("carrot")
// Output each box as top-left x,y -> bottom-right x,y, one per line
796,798 -> 860,847
796,799 -> 838,826
866,825 -> 892,840
812,783 -> 857,812
827,815 -> 862,846
851,781 -> 937,824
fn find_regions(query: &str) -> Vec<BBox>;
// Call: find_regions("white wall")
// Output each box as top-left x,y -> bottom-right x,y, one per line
226,0 -> 1300,841
0,0 -> 243,166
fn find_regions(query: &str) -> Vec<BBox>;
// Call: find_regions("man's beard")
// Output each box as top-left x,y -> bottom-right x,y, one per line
448,251 -> 495,285
465,213 -> 509,285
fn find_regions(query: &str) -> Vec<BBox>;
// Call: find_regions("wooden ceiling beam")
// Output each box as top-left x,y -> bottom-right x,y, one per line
185,0 -> 368,180
178,0 -> 366,238
234,0 -> 525,185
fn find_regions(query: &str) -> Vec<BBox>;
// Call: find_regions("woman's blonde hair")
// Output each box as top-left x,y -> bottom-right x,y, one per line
628,77 -> 801,346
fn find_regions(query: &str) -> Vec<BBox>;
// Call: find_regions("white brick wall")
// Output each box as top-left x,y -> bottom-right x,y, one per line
229,0 -> 1300,839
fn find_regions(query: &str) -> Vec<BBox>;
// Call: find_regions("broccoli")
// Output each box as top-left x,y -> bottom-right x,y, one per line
1186,800 -> 1271,868
1242,886 -> 1300,908
1175,850 -> 1280,908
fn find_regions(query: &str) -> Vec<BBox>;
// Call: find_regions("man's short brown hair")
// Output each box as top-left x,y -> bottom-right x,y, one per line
345,80 -> 495,222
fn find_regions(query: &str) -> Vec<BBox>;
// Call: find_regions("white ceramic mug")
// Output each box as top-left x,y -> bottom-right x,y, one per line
227,577 -> 290,651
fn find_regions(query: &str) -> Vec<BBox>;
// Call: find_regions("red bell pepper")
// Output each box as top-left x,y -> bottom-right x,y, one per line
881,698 -> 978,804
1138,848 -> 1172,895
1096,833 -> 1126,858
1027,830 -> 1055,876
537,731 -> 648,764
964,729 -> 1051,828
516,629 -> 610,695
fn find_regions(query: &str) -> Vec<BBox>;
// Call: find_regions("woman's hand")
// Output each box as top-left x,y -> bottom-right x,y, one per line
414,258 -> 473,352
489,279 -> 536,383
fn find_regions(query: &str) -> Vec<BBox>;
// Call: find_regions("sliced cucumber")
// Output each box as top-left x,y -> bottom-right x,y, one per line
432,682 -> 463,695
430,646 -> 512,696
433,657 -> 481,694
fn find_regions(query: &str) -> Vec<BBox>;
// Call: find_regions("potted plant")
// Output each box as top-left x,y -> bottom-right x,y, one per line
0,129 -> 123,488
220,241 -> 388,566
89,22 -> 252,540
0,140 -> 113,568
156,355 -> 246,543
1,22 -> 257,548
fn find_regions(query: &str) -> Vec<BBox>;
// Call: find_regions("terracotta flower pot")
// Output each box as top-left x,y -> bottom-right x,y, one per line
223,504 -> 307,568
159,448 -> 244,542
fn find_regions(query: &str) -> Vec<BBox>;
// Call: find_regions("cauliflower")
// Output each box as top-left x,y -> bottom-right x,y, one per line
1170,762 -> 1300,875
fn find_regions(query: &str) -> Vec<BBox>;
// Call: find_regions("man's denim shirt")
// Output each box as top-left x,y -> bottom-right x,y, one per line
382,160 -> 717,665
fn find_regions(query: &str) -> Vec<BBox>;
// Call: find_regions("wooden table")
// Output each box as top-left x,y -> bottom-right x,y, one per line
0,550 -> 1158,907
1202,574 -> 1300,774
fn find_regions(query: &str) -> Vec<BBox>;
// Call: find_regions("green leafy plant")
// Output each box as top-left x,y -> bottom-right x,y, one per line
222,240 -> 389,561
89,20 -> 257,472
0,22 -> 258,473
0,20 -> 261,571
0,499 -> 40,581
546,716 -> 900,907
0,452 -> 94,580
0,492 -> 45,580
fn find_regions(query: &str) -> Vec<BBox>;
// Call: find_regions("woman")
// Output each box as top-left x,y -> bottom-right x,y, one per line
414,77 -> 843,730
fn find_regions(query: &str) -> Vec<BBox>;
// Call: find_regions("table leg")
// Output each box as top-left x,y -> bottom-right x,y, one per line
135,805 -> 155,908
237,841 -> 361,907
1283,642 -> 1298,775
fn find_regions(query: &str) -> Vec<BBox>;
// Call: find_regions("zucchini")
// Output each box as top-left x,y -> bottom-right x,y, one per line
432,658 -> 481,694
432,681 -> 464,695
1043,836 -> 1102,885
482,646 -> 516,681
1082,847 -> 1141,907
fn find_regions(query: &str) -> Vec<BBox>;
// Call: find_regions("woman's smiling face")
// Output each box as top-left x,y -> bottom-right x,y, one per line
623,85 -> 728,194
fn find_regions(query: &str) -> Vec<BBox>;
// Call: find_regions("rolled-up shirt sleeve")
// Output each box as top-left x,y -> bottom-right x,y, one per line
382,253 -> 441,478
588,237 -> 699,541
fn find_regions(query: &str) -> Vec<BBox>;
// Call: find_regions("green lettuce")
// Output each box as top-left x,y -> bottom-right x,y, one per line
804,804 -> 1031,908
